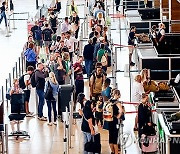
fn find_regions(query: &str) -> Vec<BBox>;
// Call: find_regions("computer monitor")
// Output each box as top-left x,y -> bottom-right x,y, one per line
10,94 -> 25,114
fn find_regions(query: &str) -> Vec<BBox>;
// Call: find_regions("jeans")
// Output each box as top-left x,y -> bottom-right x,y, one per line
75,79 -> 84,101
0,11 -> 7,26
46,99 -> 57,122
83,132 -> 92,154
36,89 -> 45,117
85,59 -> 93,77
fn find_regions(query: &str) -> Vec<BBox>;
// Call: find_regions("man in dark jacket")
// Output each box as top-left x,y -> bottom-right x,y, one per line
83,39 -> 94,77
35,63 -> 49,121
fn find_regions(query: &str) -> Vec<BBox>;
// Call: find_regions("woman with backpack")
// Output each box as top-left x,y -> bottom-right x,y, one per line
44,72 -> 59,126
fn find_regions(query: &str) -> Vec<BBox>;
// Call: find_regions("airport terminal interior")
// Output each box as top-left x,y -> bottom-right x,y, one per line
0,0 -> 180,153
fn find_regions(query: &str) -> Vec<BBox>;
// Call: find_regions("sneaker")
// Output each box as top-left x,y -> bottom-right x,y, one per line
53,122 -> 57,125
26,113 -> 34,117
130,62 -> 135,66
39,116 -> 47,121
29,112 -> 34,115
47,122 -> 52,126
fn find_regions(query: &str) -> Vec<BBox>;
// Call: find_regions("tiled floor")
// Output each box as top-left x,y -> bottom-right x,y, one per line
1,0 -> 142,153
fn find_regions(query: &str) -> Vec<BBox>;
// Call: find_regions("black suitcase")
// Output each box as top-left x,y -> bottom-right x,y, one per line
58,85 -> 74,116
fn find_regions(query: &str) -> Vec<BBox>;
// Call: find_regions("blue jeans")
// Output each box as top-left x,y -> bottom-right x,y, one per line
46,99 -> 57,122
83,132 -> 92,154
0,11 -> 7,26
85,59 -> 93,77
36,89 -> 45,117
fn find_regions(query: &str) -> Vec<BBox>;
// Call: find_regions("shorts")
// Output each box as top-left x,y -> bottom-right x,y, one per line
24,90 -> 31,102
44,41 -> 51,47
35,40 -> 42,46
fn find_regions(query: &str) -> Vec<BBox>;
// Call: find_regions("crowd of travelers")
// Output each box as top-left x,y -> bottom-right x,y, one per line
6,0 -> 160,153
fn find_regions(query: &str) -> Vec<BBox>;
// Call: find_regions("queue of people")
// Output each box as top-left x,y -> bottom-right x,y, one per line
6,0 -> 160,153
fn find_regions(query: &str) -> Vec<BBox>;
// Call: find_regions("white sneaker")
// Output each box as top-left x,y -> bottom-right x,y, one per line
26,113 -> 34,117
53,122 -> 57,125
47,122 -> 52,126
39,116 -> 47,121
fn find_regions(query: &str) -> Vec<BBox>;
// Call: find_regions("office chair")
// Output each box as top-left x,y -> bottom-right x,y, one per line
8,93 -> 30,140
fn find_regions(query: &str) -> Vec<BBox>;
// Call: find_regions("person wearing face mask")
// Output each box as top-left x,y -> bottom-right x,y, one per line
108,89 -> 124,154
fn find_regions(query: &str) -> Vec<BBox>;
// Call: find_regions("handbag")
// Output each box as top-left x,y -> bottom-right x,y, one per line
45,81 -> 54,100
85,133 -> 101,153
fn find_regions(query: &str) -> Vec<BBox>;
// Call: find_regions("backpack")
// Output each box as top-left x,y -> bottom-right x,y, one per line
44,81 -> 54,100
31,70 -> 37,88
103,101 -> 113,121
19,74 -> 27,89
34,27 -> 42,40
101,54 -> 108,66
89,70 -> 106,88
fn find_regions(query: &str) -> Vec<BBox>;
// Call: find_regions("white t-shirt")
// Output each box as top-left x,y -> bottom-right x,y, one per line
175,74 -> 180,84
64,39 -> 71,50
159,29 -> 165,36
75,102 -> 81,112
132,81 -> 145,103
24,74 -> 31,90
69,36 -> 78,53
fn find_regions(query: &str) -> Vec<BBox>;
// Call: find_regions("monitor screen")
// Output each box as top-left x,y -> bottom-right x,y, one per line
10,94 -> 25,114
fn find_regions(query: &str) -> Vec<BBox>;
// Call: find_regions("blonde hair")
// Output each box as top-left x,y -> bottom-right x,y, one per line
134,74 -> 141,81
159,23 -> 166,29
13,78 -> 18,85
140,69 -> 149,82
49,72 -> 58,85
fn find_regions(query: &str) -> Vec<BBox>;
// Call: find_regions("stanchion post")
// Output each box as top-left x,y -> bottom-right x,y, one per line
15,62 -> 18,78
12,12 -> 17,29
18,57 -> 21,77
1,131 -> 5,154
5,79 -> 8,106
12,67 -> 15,80
9,73 -> 11,87
5,124 -> 8,154
66,107 -> 69,154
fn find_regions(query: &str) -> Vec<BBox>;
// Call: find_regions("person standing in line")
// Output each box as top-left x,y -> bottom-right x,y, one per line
49,11 -> 58,34
138,93 -> 152,148
132,74 -> 145,131
31,21 -> 42,56
42,23 -> 53,56
115,0 -> 120,12
128,26 -> 141,66
83,39 -> 94,77
24,43 -> 37,69
81,100 -> 95,154
0,2 -> 7,27
73,56 -> 84,102
23,35 -> 36,53
23,66 -> 35,117
53,0 -> 61,14
108,89 -> 123,154
61,17 -> 70,33
44,72 -> 59,126
35,63 -> 49,121
69,0 -> 78,16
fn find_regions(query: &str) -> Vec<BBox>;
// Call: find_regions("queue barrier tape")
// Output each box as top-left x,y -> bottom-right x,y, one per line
125,109 -> 156,114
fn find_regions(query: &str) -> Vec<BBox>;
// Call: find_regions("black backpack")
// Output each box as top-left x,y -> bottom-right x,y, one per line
19,74 -> 27,89
31,70 -> 38,88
